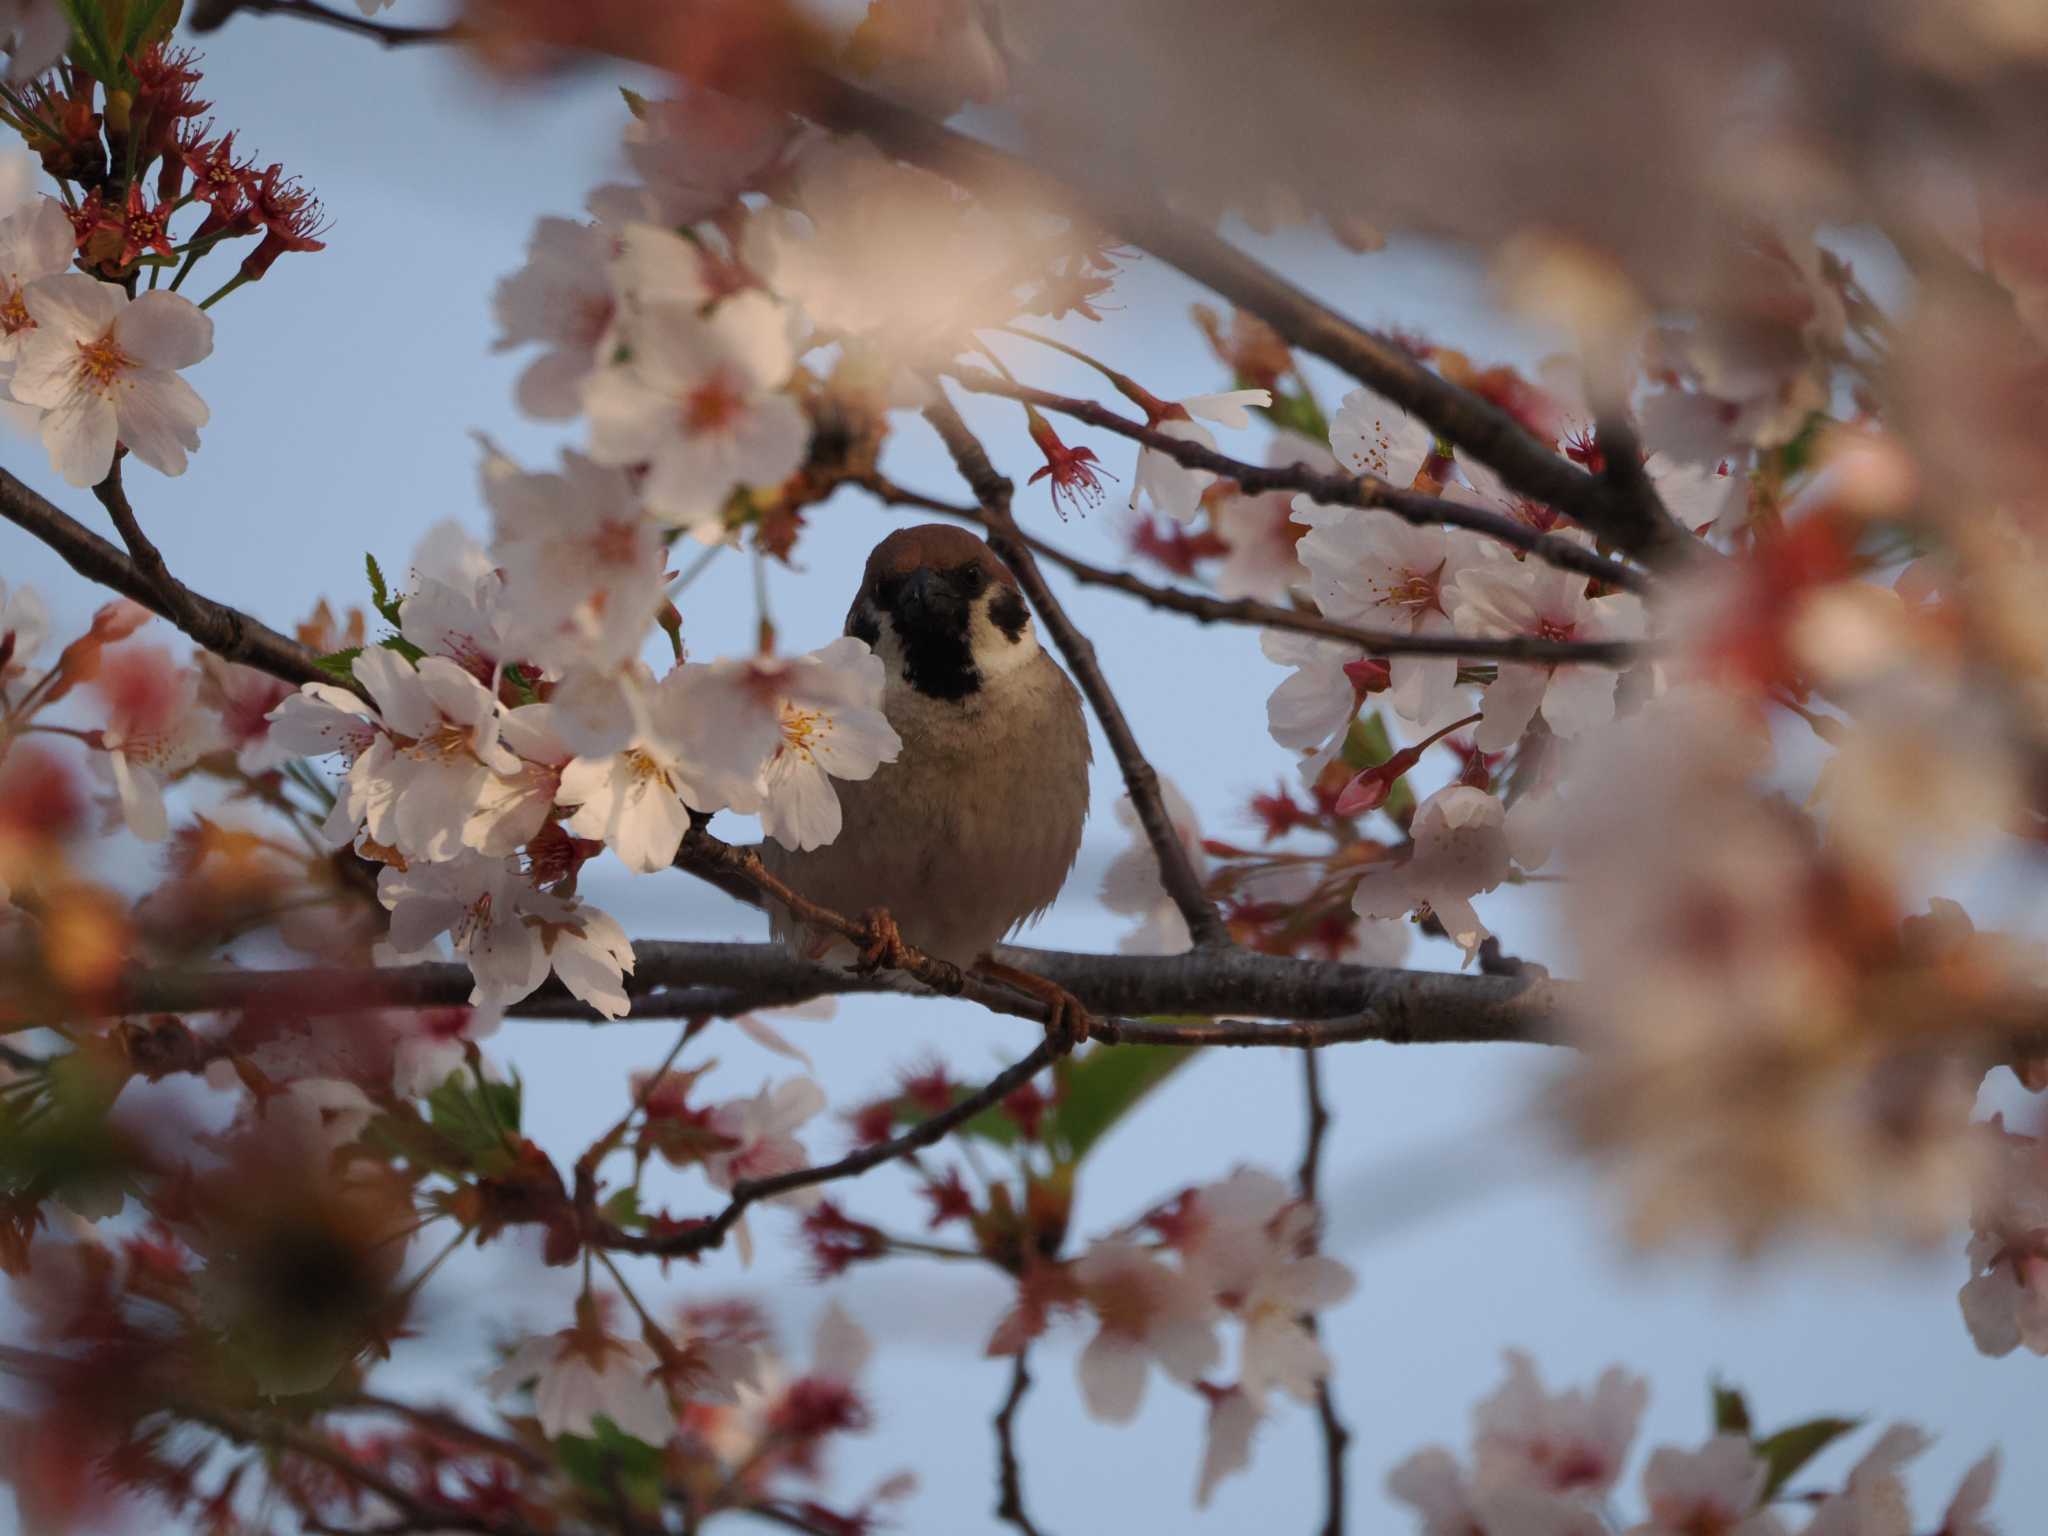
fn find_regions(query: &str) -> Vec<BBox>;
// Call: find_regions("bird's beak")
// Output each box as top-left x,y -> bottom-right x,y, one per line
895,568 -> 964,630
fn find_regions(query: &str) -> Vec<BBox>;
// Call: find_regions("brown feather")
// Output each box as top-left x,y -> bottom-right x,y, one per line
862,524 -> 1018,587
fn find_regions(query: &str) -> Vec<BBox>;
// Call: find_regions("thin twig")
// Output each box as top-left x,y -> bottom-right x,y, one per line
1594,415 -> 1678,555
857,472 -> 1641,665
189,0 -> 467,47
1,466 -> 332,689
994,1351 -> 1047,1536
921,390 -> 1230,947
945,366 -> 1649,594
601,1039 -> 1059,1259
784,69 -> 1697,569
1298,1050 -> 1349,1536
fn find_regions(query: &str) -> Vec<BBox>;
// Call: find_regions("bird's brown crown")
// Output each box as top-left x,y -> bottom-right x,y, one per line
862,524 -> 1018,588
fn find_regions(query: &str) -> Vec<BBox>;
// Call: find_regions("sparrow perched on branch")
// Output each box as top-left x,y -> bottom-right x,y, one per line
760,524 -> 1096,1044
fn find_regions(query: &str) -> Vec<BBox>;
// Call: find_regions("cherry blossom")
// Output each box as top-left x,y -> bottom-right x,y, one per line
465,702 -> 573,858
585,290 -> 807,534
1329,385 -> 1436,482
398,522 -> 516,682
1471,1352 -> 1647,1499
0,574 -> 48,698
378,854 -> 634,1017
10,275 -> 212,485
1214,428 -> 1337,600
94,649 -> 221,842
1351,785 -> 1511,958
591,89 -> 793,231
845,0 -> 1009,117
347,646 -> 518,863
492,216 -> 617,419
1195,1385 -> 1259,1508
1100,778 -> 1208,953
1296,505 -> 1484,734
0,1 -> 66,83
1070,1237 -> 1221,1422
1128,389 -> 1273,522
1938,1452 -> 2000,1536
1452,555 -> 1646,751
1803,1425 -> 1927,1536
0,197 -> 71,368
484,448 -> 665,674
1626,1436 -> 1785,1536
486,1305 -> 675,1444
390,1006 -> 501,1099
755,637 -> 901,851
1957,1126 -> 2048,1357
196,655 -> 296,775
703,1078 -> 828,1202
263,677 -> 390,844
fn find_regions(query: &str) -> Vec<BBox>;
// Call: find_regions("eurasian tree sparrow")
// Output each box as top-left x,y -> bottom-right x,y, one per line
760,524 -> 1094,1042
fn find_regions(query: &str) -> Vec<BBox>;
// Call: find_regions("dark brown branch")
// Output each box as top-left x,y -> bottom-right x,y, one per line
602,1039 -> 1059,1259
858,473 -> 1640,665
189,0 -> 466,47
921,392 -> 1230,948
1594,415 -> 1678,555
994,1352 -> 1047,1536
1,466 -> 331,689
1298,1051 -> 1349,1536
786,70 -> 1696,569
108,941 -> 1569,1045
944,366 -> 1649,595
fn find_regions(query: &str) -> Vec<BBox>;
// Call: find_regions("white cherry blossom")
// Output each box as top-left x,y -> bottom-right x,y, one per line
1297,505 -> 1484,734
1803,1425 -> 1928,1536
755,636 -> 900,852
467,702 -> 574,858
1452,557 -> 1646,751
1195,1386 -> 1260,1508
1957,1127 -> 2048,1357
1214,428 -> 1336,601
585,290 -> 807,535
1128,389 -> 1272,523
1070,1237 -> 1220,1422
1472,1351 -> 1648,1501
378,854 -> 633,1017
11,275 -> 212,485
590,89 -> 793,230
1626,1436 -> 1785,1536
1260,628 -> 1359,778
1329,385 -> 1435,482
0,197 -> 72,368
486,1312 -> 674,1444
1100,778 -> 1208,954
1351,785 -> 1511,958
0,575 -> 48,699
703,1078 -> 827,1203
390,1006 -> 502,1099
491,216 -> 616,419
485,449 -> 665,674
349,646 -> 517,863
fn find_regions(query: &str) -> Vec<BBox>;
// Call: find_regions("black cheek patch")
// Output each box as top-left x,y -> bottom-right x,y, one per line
894,615 -> 980,700
846,604 -> 881,647
989,588 -> 1030,643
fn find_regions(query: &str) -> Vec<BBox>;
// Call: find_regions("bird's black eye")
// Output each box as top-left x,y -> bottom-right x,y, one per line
954,563 -> 986,596
873,574 -> 904,608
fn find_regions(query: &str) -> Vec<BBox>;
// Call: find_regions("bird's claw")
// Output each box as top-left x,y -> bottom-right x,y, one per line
855,907 -> 909,975
973,959 -> 1095,1056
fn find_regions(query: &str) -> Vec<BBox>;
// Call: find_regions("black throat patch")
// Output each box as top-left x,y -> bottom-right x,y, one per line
893,612 -> 980,701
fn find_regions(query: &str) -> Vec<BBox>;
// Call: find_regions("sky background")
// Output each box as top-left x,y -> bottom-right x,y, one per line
1,8 -> 2040,1533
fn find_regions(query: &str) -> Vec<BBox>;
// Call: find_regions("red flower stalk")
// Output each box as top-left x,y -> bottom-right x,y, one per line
801,1201 -> 887,1278
920,1168 -> 976,1228
239,163 -> 330,280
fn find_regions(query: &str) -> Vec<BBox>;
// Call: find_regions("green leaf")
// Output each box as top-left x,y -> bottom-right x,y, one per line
313,646 -> 363,684
365,553 -> 404,627
1757,1417 -> 1860,1498
555,1421 -> 666,1512
600,1188 -> 643,1229
378,633 -> 427,665
1711,1380 -> 1752,1437
1049,1042 -> 1198,1162
56,0 -> 117,82
1263,386 -> 1328,444
426,1072 -> 522,1175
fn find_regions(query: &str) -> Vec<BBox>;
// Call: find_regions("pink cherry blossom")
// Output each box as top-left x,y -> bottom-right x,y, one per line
1626,1435 -> 1785,1536
1128,389 -> 1272,523
0,197 -> 71,366
704,1078 -> 828,1204
486,1308 -> 675,1444
1958,1126 -> 2048,1358
1351,785 -> 1511,958
1471,1351 -> 1647,1501
492,216 -> 617,419
1070,1237 -> 1221,1422
1452,554 -> 1646,750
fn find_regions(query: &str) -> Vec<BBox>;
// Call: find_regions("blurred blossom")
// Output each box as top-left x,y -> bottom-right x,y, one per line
487,1301 -> 675,1444
1627,1436 -> 1783,1536
1957,1119 -> 2048,1358
1100,777 -> 1208,953
1351,785 -> 1511,960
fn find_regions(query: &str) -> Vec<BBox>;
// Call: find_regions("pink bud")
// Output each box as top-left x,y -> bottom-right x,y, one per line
1344,657 -> 1391,693
1333,768 -> 1392,816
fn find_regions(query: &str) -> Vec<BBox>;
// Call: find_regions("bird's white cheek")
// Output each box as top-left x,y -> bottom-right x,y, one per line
970,611 -> 1041,682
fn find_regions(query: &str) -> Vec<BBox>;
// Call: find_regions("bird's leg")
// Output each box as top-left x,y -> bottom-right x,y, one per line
973,958 -> 1095,1054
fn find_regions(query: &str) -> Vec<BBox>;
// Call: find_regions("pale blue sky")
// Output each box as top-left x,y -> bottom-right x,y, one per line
0,12 -> 2037,1533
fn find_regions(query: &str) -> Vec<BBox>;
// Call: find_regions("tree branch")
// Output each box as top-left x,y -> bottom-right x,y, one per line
601,1038 -> 1060,1259
921,390 -> 1231,948
188,0 -> 467,47
994,1351 -> 1047,1536
858,472 -> 1640,664
108,940 -> 1569,1046
944,366 -> 1650,594
0,466 -> 332,689
786,70 -> 1697,569
1298,1050 -> 1349,1536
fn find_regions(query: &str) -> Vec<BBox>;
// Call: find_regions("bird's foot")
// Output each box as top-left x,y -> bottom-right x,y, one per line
854,907 -> 910,975
974,958 -> 1095,1055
